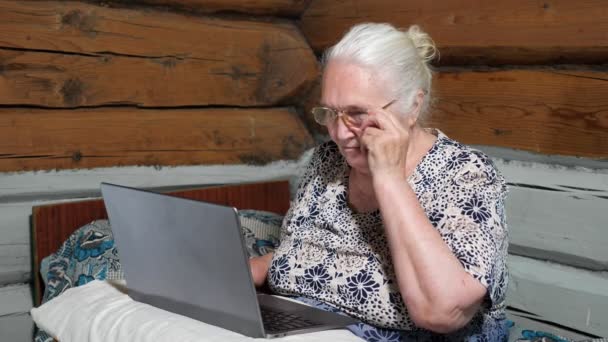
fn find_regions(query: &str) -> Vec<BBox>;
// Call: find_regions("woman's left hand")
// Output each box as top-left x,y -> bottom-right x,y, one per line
346,109 -> 415,181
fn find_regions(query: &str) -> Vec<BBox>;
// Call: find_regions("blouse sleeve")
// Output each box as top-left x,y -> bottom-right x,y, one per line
436,151 -> 508,302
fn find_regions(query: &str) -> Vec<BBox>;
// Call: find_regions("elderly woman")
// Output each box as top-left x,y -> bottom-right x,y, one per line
250,23 -> 508,341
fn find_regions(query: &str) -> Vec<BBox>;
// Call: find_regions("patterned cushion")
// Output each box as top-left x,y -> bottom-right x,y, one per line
239,209 -> 282,258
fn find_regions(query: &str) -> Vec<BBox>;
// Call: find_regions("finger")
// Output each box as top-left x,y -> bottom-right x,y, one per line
359,127 -> 382,152
361,126 -> 382,137
358,115 -> 383,134
359,132 -> 374,151
372,109 -> 401,131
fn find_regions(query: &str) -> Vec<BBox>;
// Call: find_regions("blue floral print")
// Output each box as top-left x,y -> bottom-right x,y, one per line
303,264 -> 332,292
343,270 -> 380,304
461,195 -> 492,223
269,129 -> 509,341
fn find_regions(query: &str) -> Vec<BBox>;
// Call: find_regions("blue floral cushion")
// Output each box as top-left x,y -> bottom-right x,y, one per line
239,209 -> 282,257
39,220 -> 121,304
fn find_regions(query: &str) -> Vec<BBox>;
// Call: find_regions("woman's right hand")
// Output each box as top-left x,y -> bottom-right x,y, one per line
249,253 -> 274,288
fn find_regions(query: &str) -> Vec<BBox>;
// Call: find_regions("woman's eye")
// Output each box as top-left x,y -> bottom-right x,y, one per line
346,111 -> 366,117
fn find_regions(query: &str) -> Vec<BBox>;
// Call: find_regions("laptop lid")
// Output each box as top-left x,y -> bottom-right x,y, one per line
100,183 -> 266,338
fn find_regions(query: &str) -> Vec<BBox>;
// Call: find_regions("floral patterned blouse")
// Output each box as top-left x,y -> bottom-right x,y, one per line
268,129 -> 509,340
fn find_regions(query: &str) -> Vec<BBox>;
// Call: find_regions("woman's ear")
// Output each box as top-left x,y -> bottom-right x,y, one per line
408,90 -> 425,127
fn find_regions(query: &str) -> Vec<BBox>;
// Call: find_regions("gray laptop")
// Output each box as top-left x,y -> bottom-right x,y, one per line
100,182 -> 358,338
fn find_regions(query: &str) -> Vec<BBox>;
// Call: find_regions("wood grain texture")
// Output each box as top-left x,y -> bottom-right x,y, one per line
32,181 -> 291,305
0,159 -> 309,199
0,312 -> 34,342
0,107 -> 314,172
300,0 -> 608,65
0,0 -> 319,107
0,283 -> 32,316
0,245 -> 30,286
429,69 -> 608,158
93,0 -> 312,17
492,157 -> 608,271
508,184 -> 608,271
508,255 -> 608,337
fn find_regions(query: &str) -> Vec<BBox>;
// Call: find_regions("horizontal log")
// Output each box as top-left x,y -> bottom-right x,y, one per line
507,255 -> 608,337
0,202 -> 48,286
490,157 -> 608,271
507,185 -> 608,271
0,283 -> 32,316
0,48 -> 316,107
0,0 -> 318,107
0,159 -> 310,201
429,69 -> 608,158
0,246 -> 30,286
90,0 -> 312,17
0,313 -> 34,342
0,107 -> 314,172
300,0 -> 608,65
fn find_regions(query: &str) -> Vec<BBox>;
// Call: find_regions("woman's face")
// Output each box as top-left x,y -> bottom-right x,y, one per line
321,61 -> 390,173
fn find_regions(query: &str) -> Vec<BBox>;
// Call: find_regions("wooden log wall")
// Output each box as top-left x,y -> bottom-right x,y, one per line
300,0 -> 608,337
0,1 -> 317,341
0,0 -> 606,340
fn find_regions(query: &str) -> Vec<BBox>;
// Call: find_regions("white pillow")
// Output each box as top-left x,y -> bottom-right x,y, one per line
31,280 -> 363,342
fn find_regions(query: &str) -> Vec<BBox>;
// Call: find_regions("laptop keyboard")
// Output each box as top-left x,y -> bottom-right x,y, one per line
261,306 -> 320,333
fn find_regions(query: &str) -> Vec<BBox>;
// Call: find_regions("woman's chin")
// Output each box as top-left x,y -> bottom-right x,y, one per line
341,148 -> 368,170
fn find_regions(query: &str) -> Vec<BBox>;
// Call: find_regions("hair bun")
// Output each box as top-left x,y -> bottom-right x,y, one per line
407,25 -> 438,63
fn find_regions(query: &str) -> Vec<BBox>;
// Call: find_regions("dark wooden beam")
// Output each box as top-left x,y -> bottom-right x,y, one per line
0,107 -> 315,172
300,0 -> 608,65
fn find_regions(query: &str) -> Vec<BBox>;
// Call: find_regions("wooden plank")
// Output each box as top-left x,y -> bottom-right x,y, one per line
0,153 -> 311,200
0,283 -> 32,316
97,0 -> 312,17
0,313 -> 34,342
0,245 -> 30,286
491,157 -> 608,193
0,48 -> 317,108
428,69 -> 608,158
489,157 -> 608,271
0,0 -> 318,107
0,107 -> 314,172
507,185 -> 608,271
0,201 -> 76,286
300,0 -> 608,65
507,255 -> 608,337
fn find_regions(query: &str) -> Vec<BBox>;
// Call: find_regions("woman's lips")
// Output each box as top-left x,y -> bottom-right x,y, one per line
342,146 -> 360,152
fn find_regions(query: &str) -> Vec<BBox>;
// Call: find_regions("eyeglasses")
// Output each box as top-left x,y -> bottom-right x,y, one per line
311,99 -> 397,127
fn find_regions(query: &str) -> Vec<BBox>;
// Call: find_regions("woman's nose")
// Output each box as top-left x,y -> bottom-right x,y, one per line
328,115 -> 355,141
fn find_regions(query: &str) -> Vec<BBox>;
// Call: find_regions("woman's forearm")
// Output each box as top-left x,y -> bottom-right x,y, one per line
373,174 -> 485,332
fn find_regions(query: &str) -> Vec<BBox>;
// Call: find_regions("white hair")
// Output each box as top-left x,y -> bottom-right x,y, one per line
322,23 -> 437,121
